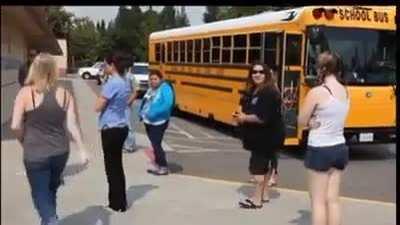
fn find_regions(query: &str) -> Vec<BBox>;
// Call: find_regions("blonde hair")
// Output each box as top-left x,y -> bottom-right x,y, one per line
24,53 -> 58,92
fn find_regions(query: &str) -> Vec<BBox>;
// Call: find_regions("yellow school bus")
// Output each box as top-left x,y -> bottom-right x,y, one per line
148,6 -> 396,146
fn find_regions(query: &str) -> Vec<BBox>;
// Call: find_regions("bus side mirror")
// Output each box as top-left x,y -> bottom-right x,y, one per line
305,75 -> 318,87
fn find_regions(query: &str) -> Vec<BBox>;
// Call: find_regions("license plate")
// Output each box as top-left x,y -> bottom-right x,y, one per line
359,133 -> 374,142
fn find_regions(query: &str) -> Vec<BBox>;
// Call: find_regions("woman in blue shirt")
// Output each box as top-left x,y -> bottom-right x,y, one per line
139,70 -> 174,176
95,50 -> 132,212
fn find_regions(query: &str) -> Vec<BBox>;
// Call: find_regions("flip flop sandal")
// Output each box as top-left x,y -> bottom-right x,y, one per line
262,199 -> 270,203
239,199 -> 263,209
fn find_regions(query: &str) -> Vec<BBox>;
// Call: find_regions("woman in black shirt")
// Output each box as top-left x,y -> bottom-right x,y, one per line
233,63 -> 285,209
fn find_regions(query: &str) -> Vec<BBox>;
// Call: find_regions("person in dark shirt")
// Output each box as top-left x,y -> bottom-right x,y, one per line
18,49 -> 38,87
233,62 -> 285,209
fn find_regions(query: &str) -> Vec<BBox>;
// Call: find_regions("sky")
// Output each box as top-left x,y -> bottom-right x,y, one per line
64,6 -> 206,26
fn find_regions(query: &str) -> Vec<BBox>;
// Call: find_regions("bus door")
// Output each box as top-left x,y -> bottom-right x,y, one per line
280,32 -> 304,142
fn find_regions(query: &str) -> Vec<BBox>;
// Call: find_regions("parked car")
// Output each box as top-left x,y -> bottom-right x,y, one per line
130,62 -> 149,95
78,62 -> 104,79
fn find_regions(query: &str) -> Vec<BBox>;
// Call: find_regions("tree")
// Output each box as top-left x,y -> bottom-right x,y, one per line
139,7 -> 163,61
100,19 -> 106,33
176,6 -> 190,27
111,6 -> 144,60
47,6 -> 74,69
159,6 -> 176,29
69,17 -> 100,66
47,6 -> 74,38
203,6 -> 219,23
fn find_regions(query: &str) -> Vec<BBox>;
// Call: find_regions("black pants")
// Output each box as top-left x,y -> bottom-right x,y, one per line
101,127 -> 128,210
144,122 -> 169,168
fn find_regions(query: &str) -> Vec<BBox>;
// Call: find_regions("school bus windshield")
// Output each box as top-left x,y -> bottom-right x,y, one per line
307,26 -> 396,85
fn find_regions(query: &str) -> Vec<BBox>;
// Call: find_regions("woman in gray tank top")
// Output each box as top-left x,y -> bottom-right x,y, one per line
11,53 -> 90,225
299,51 -> 350,225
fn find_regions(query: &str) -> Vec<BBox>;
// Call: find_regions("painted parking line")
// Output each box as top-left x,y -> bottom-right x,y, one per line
176,149 -> 243,153
165,129 -> 184,135
173,174 -> 396,207
196,129 -> 215,138
168,143 -> 243,153
166,135 -> 238,142
169,122 -> 195,139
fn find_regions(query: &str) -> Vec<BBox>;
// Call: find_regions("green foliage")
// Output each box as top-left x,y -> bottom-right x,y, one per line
159,6 -> 176,29
47,6 -> 73,38
176,7 -> 190,27
49,6 -> 193,66
70,17 -> 100,66
203,6 -> 219,23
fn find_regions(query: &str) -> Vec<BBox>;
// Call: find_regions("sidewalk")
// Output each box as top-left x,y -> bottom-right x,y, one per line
1,76 -> 396,225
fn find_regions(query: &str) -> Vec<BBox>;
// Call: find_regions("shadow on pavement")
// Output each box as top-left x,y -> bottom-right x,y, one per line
348,145 -> 396,161
236,185 -> 281,200
289,209 -> 311,225
168,162 -> 184,173
59,184 -> 158,225
126,184 -> 158,209
59,205 -> 111,225
62,162 -> 89,178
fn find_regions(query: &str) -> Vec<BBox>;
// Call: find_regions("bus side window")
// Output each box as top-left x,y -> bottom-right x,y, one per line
222,36 -> 232,64
155,43 -> 160,62
233,34 -> 247,64
173,41 -> 179,63
180,41 -> 186,63
264,33 -> 278,67
286,34 -> 302,66
167,42 -> 172,63
187,40 -> 193,63
212,36 -> 221,64
195,39 -> 202,63
249,33 -> 262,64
203,38 -> 210,63
161,43 -> 165,63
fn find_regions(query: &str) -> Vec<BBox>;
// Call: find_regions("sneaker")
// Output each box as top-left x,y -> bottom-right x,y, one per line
147,167 -> 169,176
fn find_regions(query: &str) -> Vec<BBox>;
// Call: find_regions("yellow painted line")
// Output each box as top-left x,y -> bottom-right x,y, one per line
173,173 -> 396,207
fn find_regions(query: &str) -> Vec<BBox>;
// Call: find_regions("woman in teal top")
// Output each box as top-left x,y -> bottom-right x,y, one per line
139,70 -> 174,175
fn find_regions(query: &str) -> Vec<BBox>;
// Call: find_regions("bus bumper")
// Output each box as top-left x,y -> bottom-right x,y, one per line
344,128 -> 396,144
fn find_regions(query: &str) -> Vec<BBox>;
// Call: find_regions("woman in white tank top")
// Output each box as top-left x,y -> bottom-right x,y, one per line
298,51 -> 350,225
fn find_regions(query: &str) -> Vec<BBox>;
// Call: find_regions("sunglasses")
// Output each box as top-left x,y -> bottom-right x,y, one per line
252,70 -> 264,74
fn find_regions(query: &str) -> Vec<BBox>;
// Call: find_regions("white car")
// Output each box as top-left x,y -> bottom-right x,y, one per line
78,62 -> 105,79
130,62 -> 149,94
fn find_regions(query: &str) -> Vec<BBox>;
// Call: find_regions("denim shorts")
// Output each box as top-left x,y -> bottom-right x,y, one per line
304,143 -> 349,172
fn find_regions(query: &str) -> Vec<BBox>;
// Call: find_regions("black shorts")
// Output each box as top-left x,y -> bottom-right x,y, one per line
304,143 -> 349,172
249,151 -> 274,175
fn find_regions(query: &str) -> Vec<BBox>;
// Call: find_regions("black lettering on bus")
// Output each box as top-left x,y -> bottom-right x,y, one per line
384,12 -> 389,23
374,11 -> 378,22
361,10 -> 367,21
367,11 -> 372,21
355,10 -> 361,20
339,9 -> 345,20
350,9 -> 356,20
345,9 -> 350,20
